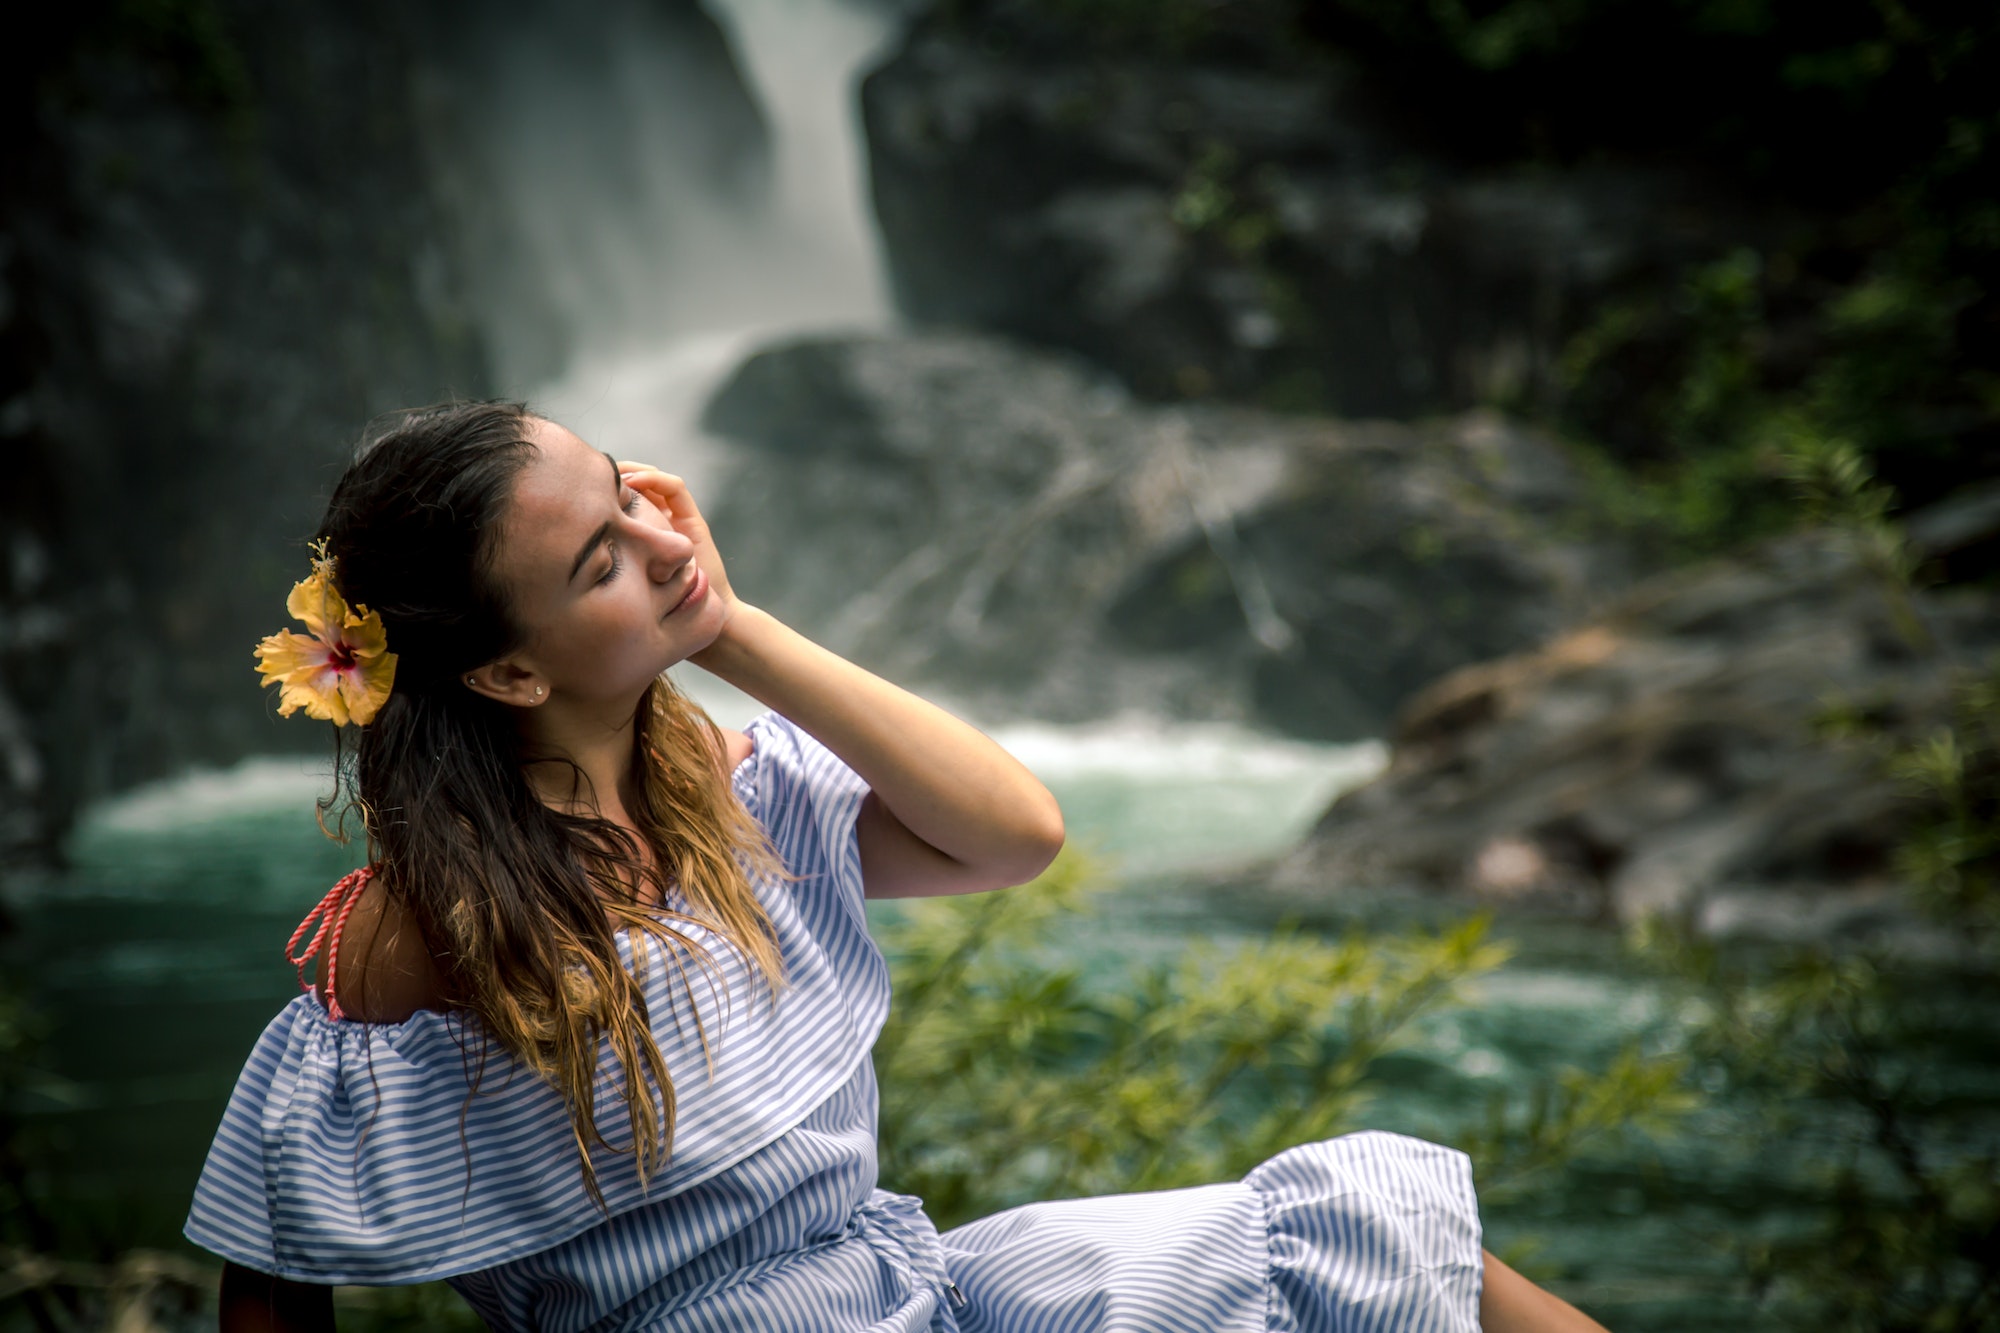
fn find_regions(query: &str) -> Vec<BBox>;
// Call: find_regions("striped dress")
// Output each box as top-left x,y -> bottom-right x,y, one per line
186,713 -> 1483,1331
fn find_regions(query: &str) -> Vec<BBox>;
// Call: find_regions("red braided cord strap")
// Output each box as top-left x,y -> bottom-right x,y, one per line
285,865 -> 376,1022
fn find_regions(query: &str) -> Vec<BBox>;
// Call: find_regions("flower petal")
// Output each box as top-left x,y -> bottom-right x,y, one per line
258,633 -> 350,724
337,651 -> 398,726
273,668 -> 344,723
340,604 -> 391,661
255,630 -> 333,685
285,567 -> 348,644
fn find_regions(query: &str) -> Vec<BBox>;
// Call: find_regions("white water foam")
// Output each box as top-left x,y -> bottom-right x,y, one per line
672,666 -> 1382,874
992,719 -> 1385,877
84,756 -> 335,836
988,717 -> 1385,790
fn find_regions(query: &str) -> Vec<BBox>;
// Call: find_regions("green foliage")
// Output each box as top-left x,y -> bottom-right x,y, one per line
1797,422 -> 2000,940
113,0 -> 257,128
332,1282 -> 486,1333
1888,663 -> 2000,938
875,850 -> 1691,1233
876,852 -> 1508,1225
1457,1043 -> 1696,1206
0,982 -> 221,1332
1327,0 -> 2000,551
1636,923 -> 2000,1330
0,982 -> 70,1255
1634,648 -> 2000,1329
1169,142 -> 1284,262
1163,143 -> 1312,403
1168,142 -> 1239,236
1556,243 -> 1992,558
0,1247 -> 214,1333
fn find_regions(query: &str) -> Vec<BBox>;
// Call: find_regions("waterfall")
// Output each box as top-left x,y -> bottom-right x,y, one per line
482,0 -> 899,499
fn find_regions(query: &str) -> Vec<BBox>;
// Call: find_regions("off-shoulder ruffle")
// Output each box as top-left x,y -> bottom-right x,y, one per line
185,713 -> 888,1284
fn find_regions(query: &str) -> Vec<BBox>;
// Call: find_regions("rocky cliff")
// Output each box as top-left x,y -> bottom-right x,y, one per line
861,2 -> 1760,418
1276,511 -> 2000,938
703,329 -> 1632,737
0,0 -> 486,886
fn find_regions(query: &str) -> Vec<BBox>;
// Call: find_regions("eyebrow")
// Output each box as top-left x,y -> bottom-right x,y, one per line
566,453 -> 626,584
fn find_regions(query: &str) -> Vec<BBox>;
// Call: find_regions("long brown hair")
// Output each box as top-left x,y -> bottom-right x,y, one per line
313,401 -> 782,1204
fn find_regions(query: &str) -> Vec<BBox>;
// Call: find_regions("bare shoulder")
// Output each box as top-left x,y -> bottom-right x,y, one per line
315,875 -> 447,1024
719,725 -> 754,773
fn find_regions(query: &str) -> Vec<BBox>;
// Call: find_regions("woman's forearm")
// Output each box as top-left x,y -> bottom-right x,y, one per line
693,605 -> 1064,893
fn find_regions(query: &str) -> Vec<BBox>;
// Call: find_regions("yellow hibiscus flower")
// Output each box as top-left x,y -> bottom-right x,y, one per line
253,542 -> 398,726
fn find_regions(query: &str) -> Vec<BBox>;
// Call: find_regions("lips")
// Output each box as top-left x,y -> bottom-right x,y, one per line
665,564 -> 708,618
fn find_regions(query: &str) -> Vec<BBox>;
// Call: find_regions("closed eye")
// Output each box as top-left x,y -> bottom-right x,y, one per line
594,489 -> 649,585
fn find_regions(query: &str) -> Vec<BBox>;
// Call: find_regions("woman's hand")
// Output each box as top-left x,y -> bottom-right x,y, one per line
619,462 -> 1063,899
617,463 -> 743,650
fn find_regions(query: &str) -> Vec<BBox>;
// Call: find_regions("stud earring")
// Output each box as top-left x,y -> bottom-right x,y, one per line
534,685 -> 545,699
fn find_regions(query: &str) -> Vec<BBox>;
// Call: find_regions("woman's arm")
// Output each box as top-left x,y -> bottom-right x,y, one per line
1480,1250 -> 1613,1332
701,606 -> 1065,897
622,467 -> 1064,899
219,1263 -> 333,1333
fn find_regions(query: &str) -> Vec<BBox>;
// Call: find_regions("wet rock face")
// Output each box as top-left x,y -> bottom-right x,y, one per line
704,330 -> 1630,737
0,0 -> 767,881
861,12 -> 1754,416
1279,532 -> 2000,937
1,0 -> 485,880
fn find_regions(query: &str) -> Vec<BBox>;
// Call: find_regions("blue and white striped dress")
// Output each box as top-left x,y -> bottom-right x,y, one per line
187,713 -> 1483,1331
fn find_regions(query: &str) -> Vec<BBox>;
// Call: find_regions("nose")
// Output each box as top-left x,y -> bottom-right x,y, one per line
633,512 -> 696,579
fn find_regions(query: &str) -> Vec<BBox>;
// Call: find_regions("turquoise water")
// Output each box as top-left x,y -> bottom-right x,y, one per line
5,713 -> 1991,1329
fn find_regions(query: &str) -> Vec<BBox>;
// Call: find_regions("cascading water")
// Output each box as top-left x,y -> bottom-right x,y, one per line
468,0 -> 900,500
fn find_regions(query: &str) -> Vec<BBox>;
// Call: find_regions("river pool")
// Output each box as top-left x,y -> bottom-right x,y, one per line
6,683 -> 1990,1330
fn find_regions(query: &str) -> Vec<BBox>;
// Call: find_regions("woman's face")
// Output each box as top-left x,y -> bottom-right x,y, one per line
487,417 -> 723,705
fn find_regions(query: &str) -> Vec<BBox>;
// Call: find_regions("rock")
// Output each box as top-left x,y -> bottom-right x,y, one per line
861,5 -> 1759,417
1275,527 -> 2000,935
3,0 -> 486,885
1906,478 -> 2000,585
702,330 -> 1631,737
0,0 -> 767,887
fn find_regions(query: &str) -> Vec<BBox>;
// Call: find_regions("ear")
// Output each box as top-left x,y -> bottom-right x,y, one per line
462,659 -> 549,707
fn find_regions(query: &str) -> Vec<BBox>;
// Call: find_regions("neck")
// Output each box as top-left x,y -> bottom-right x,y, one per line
515,689 -> 647,826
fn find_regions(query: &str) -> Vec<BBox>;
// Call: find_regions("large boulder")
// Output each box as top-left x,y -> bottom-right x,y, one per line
1275,523 -> 2000,936
702,330 -> 1631,737
861,5 -> 1756,416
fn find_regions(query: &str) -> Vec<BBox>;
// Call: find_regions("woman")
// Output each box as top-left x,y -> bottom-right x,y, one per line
190,401 -> 1608,1332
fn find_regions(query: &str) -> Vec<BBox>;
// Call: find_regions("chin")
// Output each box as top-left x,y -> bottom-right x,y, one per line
680,594 -> 729,644
608,646 -> 688,698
